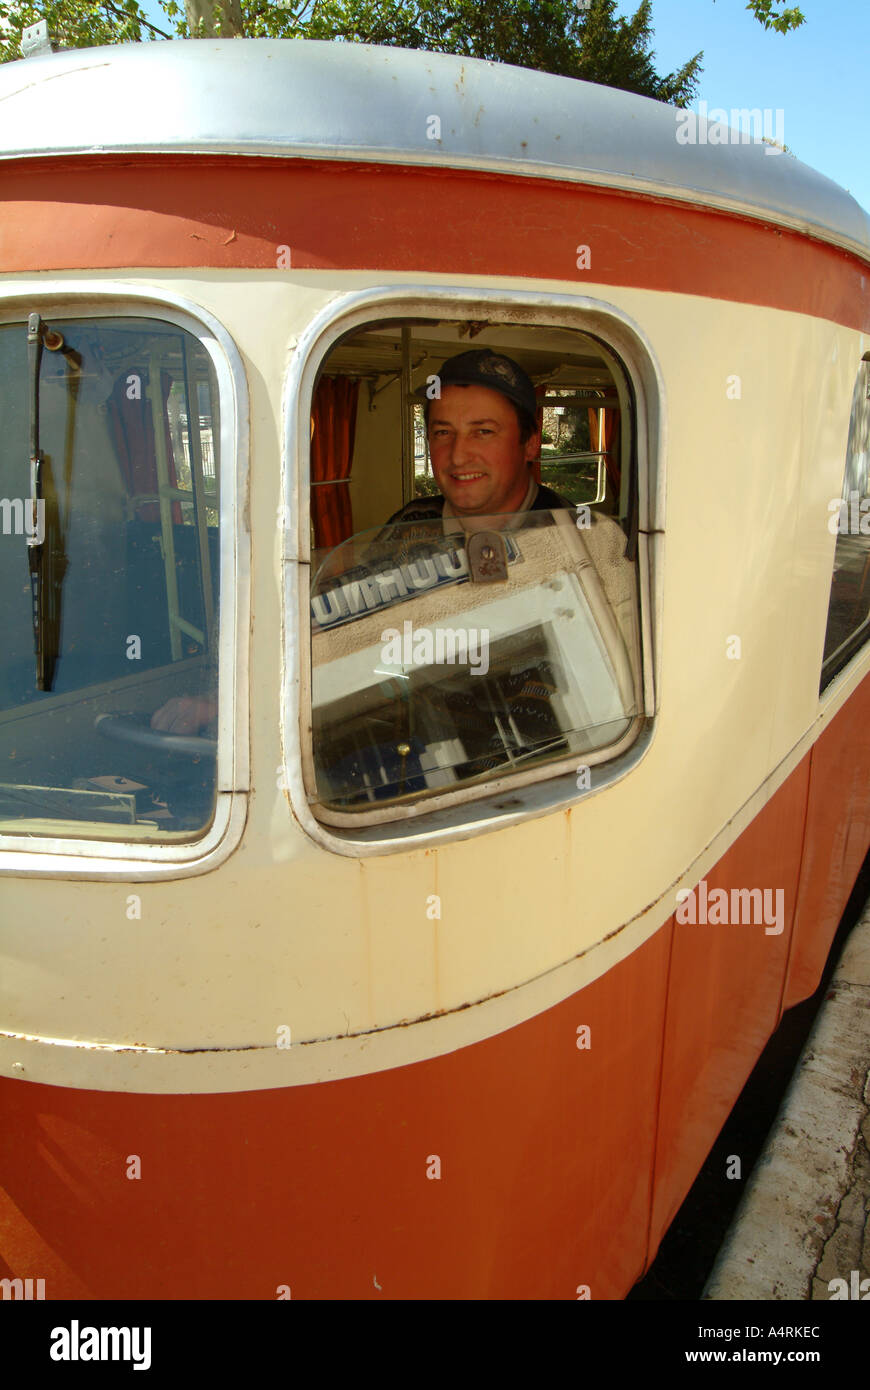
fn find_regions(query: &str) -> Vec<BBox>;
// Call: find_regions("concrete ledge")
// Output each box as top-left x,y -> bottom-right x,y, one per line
703,898 -> 870,1301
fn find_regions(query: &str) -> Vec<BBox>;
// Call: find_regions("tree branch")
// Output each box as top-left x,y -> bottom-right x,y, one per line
101,0 -> 173,38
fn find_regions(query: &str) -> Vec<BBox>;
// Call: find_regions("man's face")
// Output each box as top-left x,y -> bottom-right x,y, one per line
427,384 -> 539,516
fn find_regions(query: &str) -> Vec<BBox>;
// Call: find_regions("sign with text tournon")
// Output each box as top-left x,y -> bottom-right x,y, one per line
311,534 -> 523,631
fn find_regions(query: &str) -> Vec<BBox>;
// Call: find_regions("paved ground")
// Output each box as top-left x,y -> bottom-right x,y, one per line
703,898 -> 870,1301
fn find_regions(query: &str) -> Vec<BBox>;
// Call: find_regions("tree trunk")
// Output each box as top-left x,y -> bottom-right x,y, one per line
185,0 -> 245,37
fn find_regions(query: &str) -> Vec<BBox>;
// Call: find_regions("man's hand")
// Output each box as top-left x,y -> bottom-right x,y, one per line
150,696 -> 217,734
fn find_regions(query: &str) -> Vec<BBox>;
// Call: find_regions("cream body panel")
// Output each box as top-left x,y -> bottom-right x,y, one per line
0,268 -> 867,1095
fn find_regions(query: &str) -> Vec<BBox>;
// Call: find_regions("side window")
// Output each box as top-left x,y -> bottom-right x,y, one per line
0,314 -> 220,839
306,319 -> 645,825
821,356 -> 870,691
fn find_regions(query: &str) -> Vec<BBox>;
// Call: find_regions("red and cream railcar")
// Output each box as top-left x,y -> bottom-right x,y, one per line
0,38 -> 868,1300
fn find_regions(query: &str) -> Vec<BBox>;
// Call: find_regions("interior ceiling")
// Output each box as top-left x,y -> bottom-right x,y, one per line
324,323 -> 614,390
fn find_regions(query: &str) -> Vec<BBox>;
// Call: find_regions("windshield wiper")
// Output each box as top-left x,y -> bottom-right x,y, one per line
26,313 -> 74,692
26,313 -> 47,687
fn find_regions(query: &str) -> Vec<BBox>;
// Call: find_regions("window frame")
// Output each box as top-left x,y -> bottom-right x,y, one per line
819,353 -> 870,695
283,285 -> 664,855
0,283 -> 250,880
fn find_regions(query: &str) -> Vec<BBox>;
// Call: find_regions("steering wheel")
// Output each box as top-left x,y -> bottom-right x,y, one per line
95,712 -> 217,760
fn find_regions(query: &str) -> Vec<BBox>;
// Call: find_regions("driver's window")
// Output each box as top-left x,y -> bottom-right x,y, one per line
0,315 -> 220,839
306,318 -> 643,825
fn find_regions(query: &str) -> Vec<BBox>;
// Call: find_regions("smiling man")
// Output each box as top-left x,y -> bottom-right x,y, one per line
152,350 -> 572,735
383,349 -> 572,532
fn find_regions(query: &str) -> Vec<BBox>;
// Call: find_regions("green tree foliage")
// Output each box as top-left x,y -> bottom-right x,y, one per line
0,0 -> 804,93
573,0 -> 700,103
303,0 -> 703,104
0,0 -> 165,53
740,1 -> 804,34
0,0 -> 247,51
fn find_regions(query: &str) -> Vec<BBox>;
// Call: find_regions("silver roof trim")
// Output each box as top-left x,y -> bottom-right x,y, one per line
1,38 -> 868,263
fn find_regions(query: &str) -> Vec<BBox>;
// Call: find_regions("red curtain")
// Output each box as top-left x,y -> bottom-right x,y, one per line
108,367 -> 181,523
533,384 -> 546,484
588,407 -> 621,499
311,375 -> 359,549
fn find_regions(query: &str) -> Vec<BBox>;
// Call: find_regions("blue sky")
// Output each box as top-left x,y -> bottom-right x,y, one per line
138,0 -> 868,214
624,0 -> 868,212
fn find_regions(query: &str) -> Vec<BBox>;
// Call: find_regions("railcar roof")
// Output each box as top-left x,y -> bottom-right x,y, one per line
1,37 -> 868,261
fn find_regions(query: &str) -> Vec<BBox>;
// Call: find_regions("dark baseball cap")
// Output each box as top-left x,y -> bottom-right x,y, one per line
416,349 -> 538,419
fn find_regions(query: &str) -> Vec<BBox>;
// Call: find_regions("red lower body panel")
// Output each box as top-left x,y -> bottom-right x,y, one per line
1,927 -> 670,1300
648,760 -> 808,1256
1,676 -> 868,1298
785,674 -> 870,1007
